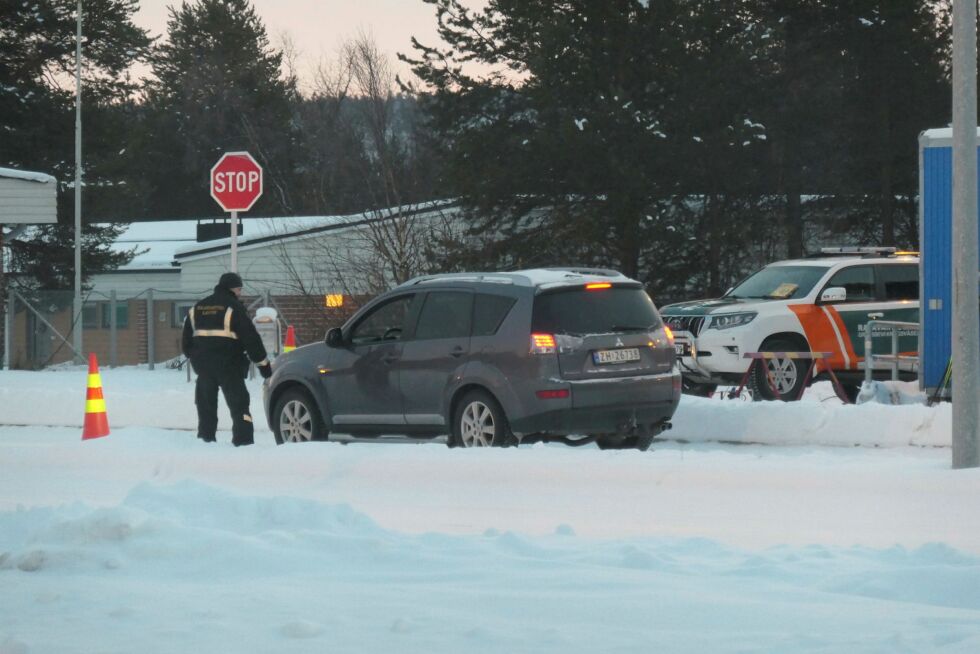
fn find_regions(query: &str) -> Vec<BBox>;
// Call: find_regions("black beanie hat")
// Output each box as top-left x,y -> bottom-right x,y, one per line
218,272 -> 243,290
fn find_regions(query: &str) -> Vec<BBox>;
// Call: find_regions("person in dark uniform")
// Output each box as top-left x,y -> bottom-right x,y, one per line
181,272 -> 272,446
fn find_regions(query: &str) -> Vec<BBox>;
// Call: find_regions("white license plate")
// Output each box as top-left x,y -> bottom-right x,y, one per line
593,348 -> 641,365
675,344 -> 686,356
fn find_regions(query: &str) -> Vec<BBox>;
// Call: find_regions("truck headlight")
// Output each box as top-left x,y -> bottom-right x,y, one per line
707,312 -> 757,330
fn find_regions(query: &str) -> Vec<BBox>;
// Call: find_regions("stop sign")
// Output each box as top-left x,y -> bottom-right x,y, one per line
210,151 -> 263,212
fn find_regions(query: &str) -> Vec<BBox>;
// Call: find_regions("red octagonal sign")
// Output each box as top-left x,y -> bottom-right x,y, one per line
210,151 -> 263,212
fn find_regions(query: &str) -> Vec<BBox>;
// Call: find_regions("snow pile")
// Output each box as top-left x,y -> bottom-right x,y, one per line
672,381 -> 949,448
0,368 -> 953,448
2,480 -> 979,653
0,366 -> 977,652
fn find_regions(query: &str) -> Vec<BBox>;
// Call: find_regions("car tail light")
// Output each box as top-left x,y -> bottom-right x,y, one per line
585,282 -> 611,290
530,333 -> 557,354
536,389 -> 570,399
664,326 -> 675,344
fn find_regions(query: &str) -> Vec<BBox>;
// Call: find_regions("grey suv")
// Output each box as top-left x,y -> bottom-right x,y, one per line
263,268 -> 681,450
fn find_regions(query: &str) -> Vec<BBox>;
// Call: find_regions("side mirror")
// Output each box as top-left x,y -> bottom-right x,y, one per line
820,287 -> 846,303
325,327 -> 344,347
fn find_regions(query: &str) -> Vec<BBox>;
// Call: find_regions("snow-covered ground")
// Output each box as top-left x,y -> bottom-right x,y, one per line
1,366 -> 978,653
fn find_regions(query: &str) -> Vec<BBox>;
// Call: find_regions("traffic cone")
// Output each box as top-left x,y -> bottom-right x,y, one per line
283,325 -> 297,353
82,353 -> 110,440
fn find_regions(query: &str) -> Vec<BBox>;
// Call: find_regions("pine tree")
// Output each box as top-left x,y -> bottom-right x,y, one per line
0,0 -> 151,289
140,0 -> 298,218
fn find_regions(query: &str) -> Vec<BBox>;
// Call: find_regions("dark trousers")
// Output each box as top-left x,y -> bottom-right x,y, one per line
195,368 -> 254,446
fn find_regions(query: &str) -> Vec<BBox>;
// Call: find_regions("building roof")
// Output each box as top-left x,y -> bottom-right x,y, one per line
0,167 -> 56,184
102,200 -> 458,271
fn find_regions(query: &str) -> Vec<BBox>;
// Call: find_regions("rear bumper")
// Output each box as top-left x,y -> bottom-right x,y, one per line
510,370 -> 681,436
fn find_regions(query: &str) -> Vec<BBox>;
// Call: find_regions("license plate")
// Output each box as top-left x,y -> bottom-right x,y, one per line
675,343 -> 688,357
593,348 -> 641,365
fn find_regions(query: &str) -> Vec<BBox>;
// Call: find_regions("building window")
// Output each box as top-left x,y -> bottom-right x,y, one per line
173,302 -> 196,328
82,303 -> 99,329
101,303 -> 129,329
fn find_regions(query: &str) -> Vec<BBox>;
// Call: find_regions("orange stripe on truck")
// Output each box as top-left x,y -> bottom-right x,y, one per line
788,304 -> 844,372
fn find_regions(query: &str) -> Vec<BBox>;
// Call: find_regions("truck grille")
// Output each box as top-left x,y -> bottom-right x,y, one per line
664,315 -> 706,336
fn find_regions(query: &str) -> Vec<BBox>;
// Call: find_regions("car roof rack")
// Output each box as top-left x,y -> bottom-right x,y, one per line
541,266 -> 622,277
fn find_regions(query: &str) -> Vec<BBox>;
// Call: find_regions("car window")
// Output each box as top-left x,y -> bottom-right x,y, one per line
727,265 -> 828,300
350,295 -> 414,345
878,264 -> 918,301
532,287 -> 662,336
825,265 -> 875,302
472,294 -> 517,337
414,291 -> 473,340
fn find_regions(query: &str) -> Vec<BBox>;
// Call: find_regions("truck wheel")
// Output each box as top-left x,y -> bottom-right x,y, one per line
749,338 -> 809,401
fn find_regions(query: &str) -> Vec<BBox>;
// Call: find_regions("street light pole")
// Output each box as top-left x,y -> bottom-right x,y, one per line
951,0 -> 980,469
73,0 -> 83,363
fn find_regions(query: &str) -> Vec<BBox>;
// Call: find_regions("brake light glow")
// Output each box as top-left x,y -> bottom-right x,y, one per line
664,326 -> 675,344
530,333 -> 557,354
585,282 -> 611,290
535,389 -> 570,400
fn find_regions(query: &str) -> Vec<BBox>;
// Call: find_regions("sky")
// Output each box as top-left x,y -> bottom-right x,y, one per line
133,0 -> 484,90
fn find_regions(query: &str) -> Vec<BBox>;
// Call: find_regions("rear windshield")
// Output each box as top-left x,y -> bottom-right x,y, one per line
532,287 -> 662,335
727,265 -> 827,300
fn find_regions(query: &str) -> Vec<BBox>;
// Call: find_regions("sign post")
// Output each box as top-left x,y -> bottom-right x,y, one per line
209,151 -> 263,273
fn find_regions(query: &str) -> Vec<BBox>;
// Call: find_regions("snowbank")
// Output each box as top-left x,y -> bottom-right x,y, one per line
0,369 -> 953,448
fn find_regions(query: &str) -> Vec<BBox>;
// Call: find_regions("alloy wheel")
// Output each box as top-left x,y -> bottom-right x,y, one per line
279,399 -> 314,442
460,400 -> 495,447
765,357 -> 798,395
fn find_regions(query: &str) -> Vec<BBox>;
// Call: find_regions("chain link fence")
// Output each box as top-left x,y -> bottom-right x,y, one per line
3,287 -> 359,371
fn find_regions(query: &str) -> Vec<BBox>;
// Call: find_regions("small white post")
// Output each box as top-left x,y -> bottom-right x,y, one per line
231,210 -> 239,273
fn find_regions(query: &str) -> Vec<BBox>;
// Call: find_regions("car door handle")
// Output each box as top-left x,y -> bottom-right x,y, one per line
450,346 -> 466,358
381,354 -> 399,364
867,312 -> 884,319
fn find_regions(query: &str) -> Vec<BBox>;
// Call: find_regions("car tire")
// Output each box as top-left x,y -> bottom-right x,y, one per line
451,390 -> 512,448
273,388 -> 327,445
749,338 -> 809,402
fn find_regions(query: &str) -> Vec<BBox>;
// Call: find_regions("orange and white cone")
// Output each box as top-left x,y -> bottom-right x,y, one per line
82,353 -> 110,440
283,325 -> 297,353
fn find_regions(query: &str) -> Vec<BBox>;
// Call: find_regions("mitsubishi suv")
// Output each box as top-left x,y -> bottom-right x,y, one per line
263,268 -> 681,450
660,248 -> 919,401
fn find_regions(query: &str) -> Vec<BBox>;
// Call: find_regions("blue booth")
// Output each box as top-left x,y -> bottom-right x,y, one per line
918,127 -> 980,394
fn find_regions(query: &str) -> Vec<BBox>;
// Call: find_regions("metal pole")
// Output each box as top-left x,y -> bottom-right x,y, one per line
3,282 -> 12,370
231,210 -> 238,272
146,289 -> 155,370
864,325 -> 874,386
72,0 -> 83,363
951,0 -> 980,469
109,290 -> 117,368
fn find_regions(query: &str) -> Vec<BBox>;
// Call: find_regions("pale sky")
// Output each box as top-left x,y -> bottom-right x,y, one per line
134,0 -> 482,89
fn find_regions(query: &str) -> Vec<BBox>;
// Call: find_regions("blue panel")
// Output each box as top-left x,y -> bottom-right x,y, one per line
921,146 -> 952,389
920,144 -> 980,390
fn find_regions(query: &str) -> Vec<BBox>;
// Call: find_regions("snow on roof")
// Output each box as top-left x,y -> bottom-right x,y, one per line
171,214 -> 351,258
172,201 -> 458,260
106,220 -> 197,271
919,126 -> 980,146
0,166 -> 56,184
100,201 -> 458,271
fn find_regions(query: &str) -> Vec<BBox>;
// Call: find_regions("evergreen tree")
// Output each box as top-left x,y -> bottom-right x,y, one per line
0,0 -> 150,289
834,1 -> 951,247
140,0 -> 298,217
